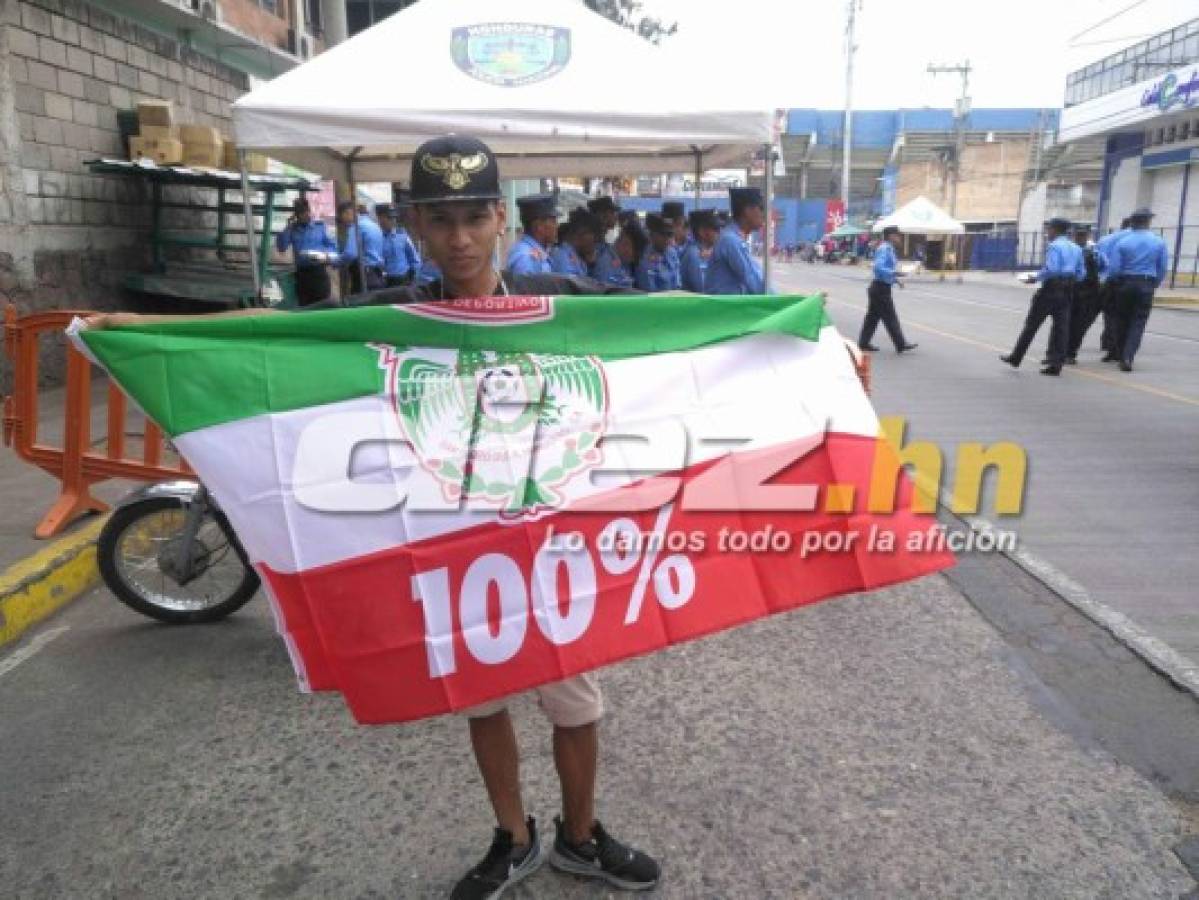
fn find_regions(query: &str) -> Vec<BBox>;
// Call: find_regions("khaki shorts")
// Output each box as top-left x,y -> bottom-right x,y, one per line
461,673 -> 603,728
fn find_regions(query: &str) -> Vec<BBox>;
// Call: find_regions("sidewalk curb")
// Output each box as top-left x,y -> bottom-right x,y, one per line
926,479 -> 1199,699
0,518 -> 105,649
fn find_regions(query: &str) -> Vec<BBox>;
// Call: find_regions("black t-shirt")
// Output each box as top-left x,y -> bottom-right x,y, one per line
303,271 -> 640,310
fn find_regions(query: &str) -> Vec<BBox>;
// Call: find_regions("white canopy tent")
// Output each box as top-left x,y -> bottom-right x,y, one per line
231,0 -> 778,294
872,196 -> 965,235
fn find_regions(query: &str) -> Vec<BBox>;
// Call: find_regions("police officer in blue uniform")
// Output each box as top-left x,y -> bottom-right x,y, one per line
1061,224 -> 1101,364
662,201 -> 691,257
550,209 -> 603,278
705,187 -> 766,294
1107,207 -> 1169,372
338,200 -> 386,292
1002,217 -> 1084,375
507,194 -> 557,276
1096,216 -> 1131,357
275,196 -> 338,306
680,209 -> 720,293
376,203 -> 422,287
858,226 -> 917,353
586,196 -> 622,281
636,213 -> 681,291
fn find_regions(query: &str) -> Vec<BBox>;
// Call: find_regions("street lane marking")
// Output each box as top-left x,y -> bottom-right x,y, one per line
0,626 -> 70,679
822,296 -> 1199,408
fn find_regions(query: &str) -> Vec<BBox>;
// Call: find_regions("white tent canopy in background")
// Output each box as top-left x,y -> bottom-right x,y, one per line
872,196 -> 965,236
231,0 -> 776,182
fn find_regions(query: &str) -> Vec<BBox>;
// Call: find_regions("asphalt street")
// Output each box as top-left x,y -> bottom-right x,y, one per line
3,268 -> 1199,898
776,263 -> 1199,663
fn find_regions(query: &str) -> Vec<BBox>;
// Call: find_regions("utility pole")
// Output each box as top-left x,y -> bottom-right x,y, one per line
841,0 -> 859,209
927,60 -> 972,217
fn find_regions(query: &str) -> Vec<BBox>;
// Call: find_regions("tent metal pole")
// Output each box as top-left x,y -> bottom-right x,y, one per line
763,143 -> 774,292
346,155 -> 366,295
238,150 -> 262,302
694,149 -> 702,207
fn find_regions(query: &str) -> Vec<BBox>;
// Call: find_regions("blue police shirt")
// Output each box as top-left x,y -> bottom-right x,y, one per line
1096,228 -> 1129,282
706,223 -> 765,294
1036,235 -> 1085,283
1109,229 -> 1169,286
872,242 -> 899,285
341,215 -> 384,269
680,244 -> 712,293
549,243 -> 588,278
507,234 -> 552,276
416,258 -> 442,284
275,220 -> 337,267
381,226 -> 421,279
591,242 -> 634,287
635,245 -> 680,292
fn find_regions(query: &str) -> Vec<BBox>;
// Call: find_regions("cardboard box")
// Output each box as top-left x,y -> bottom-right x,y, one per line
180,125 -> 223,146
136,99 -> 174,128
139,124 -> 179,141
183,140 -> 224,168
129,136 -> 183,165
224,143 -> 268,173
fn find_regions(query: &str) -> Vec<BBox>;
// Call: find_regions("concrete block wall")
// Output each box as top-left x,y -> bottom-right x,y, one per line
0,0 -> 249,319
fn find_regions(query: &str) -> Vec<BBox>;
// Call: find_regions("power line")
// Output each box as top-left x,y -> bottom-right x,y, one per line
1067,0 -> 1151,44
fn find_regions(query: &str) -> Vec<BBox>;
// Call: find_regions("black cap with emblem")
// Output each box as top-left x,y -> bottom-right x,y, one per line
410,135 -> 502,204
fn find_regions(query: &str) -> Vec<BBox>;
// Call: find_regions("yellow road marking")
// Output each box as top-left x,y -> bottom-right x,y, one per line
825,296 -> 1199,408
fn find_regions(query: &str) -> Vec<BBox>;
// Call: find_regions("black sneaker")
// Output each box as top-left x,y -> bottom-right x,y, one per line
451,817 -> 545,900
548,816 -> 660,891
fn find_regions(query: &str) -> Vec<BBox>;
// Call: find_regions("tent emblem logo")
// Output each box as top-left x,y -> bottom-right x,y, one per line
451,23 -> 571,87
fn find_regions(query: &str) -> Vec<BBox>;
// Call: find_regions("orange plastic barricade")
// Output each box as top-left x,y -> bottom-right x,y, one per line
2,305 -> 192,538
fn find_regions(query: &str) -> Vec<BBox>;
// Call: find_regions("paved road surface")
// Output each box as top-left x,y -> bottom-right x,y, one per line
777,263 -> 1199,663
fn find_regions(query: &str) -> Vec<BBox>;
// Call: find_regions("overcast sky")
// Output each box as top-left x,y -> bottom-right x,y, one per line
644,0 -> 1197,110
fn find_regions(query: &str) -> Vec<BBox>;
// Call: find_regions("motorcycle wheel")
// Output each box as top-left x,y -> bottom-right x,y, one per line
97,496 -> 260,624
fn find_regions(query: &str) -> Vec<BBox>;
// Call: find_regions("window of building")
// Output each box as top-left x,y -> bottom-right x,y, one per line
1065,17 -> 1199,106
258,0 -> 278,15
347,0 -> 417,35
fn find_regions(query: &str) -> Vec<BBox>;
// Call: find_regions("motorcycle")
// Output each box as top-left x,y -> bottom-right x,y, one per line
97,480 -> 260,624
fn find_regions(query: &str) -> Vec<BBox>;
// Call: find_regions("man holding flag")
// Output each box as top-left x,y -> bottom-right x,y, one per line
86,135 -> 657,899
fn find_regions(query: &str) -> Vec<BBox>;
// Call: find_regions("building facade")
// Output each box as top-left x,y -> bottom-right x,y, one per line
745,108 -> 1062,245
1058,17 -> 1199,287
0,0 -> 319,352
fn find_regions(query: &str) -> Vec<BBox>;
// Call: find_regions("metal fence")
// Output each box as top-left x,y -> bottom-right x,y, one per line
964,227 -> 1199,289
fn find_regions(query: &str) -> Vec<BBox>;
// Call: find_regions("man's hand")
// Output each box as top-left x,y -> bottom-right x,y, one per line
896,279 -> 905,290
82,312 -> 145,330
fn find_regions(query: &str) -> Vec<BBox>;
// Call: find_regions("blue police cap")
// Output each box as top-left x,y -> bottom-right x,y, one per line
1130,207 -> 1154,221
729,187 -> 764,213
516,194 -> 558,220
661,201 -> 685,222
1046,217 -> 1072,231
588,196 -> 621,215
645,213 -> 672,236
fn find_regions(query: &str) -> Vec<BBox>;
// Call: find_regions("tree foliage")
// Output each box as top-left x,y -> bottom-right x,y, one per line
582,0 -> 678,44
